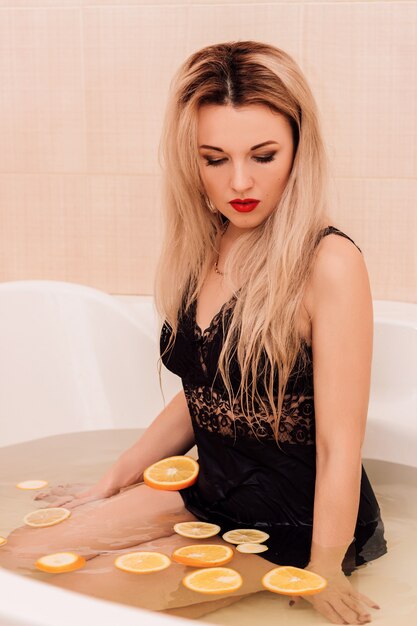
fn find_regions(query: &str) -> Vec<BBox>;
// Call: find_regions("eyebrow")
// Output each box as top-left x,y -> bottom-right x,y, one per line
198,140 -> 280,152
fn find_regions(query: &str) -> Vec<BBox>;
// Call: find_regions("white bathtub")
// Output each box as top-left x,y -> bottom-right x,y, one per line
0,280 -> 416,626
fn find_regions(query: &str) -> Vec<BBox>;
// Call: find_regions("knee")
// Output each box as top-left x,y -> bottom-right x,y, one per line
1,527 -> 38,555
2,525 -> 71,561
0,531 -> 99,573
4,525 -> 53,554
1,527 -> 51,567
0,541 -> 39,572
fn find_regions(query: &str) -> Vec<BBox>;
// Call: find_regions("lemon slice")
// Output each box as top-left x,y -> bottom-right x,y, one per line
23,507 -> 71,527
114,551 -> 171,573
262,565 -> 327,595
183,567 -> 243,594
222,528 -> 270,544
35,552 -> 86,573
236,542 -> 269,553
16,480 -> 48,490
0,536 -> 8,547
143,456 -> 199,491
172,544 -> 234,567
173,521 -> 221,539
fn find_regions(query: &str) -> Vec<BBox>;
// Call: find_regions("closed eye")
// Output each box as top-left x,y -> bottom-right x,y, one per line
203,153 -> 277,167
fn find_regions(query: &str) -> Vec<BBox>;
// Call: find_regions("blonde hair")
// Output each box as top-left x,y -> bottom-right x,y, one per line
154,40 -> 331,449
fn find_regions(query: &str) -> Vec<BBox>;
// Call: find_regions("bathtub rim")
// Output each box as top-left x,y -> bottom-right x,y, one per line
0,290 -> 416,626
0,565 -> 188,626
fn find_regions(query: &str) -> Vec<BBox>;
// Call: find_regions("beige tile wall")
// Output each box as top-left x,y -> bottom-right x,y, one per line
0,1 -> 415,301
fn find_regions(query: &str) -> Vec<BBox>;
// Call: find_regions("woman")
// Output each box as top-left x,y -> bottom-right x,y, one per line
1,41 -> 387,624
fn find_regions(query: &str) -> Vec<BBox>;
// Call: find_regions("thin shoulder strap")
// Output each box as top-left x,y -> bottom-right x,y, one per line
320,225 -> 362,254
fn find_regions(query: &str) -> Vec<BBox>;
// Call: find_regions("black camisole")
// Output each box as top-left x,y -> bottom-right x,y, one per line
159,226 -> 388,575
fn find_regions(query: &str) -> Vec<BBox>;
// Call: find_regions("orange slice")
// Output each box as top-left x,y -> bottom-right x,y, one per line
183,567 -> 243,594
114,551 -> 171,573
173,521 -> 221,539
23,507 -> 71,527
262,565 -> 327,596
0,536 -> 7,547
222,528 -> 270,544
172,544 -> 234,567
236,542 -> 269,553
16,480 -> 48,490
143,456 -> 199,491
35,552 -> 86,573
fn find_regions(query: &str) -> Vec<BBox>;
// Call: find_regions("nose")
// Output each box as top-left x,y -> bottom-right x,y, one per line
230,160 -> 254,194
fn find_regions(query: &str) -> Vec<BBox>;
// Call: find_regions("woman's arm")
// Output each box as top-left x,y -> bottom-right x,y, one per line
290,235 -> 380,624
35,388 -> 195,507
308,233 -> 373,566
94,387 -> 195,496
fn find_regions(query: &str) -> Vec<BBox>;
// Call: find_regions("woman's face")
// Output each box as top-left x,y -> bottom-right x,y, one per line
197,103 -> 295,236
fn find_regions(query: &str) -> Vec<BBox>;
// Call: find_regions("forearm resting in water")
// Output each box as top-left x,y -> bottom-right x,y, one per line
95,389 -> 195,497
34,390 -> 195,507
288,453 -> 380,622
307,451 -> 362,573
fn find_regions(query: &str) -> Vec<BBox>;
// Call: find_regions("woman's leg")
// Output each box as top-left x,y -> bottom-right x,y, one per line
0,482 -> 198,570
0,483 -> 275,616
36,532 -> 274,614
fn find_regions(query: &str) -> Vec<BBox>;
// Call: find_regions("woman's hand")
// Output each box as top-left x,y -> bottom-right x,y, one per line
289,567 -> 380,624
33,483 -> 118,510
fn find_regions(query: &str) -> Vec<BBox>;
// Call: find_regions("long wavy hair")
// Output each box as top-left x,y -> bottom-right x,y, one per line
154,40 -> 332,448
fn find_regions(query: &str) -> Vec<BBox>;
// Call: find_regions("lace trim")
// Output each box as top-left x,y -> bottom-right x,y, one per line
167,226 -> 361,446
184,384 -> 315,444
191,294 -> 238,344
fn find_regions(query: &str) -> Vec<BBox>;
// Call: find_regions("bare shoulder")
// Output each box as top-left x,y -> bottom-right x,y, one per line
304,231 -> 373,455
304,231 -> 369,321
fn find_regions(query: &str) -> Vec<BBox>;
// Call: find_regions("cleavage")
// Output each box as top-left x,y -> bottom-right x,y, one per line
194,293 -> 237,336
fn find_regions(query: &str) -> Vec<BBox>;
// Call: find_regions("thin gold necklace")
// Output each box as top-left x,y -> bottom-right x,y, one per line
214,222 -> 229,276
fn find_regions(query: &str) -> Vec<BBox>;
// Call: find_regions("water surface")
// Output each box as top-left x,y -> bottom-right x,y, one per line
1,429 -> 416,625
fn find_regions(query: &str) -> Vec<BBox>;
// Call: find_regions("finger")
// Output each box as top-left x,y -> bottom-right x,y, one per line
57,496 -> 75,506
343,596 -> 372,622
316,599 -> 348,624
64,496 -> 93,510
63,500 -> 81,510
351,591 -> 380,610
39,496 -> 74,509
33,492 -> 49,500
333,597 -> 366,624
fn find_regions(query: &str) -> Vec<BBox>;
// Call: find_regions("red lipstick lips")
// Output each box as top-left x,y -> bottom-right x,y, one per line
229,198 -> 260,213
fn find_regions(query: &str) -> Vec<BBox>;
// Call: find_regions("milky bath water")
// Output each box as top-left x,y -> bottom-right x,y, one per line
0,429 -> 416,625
